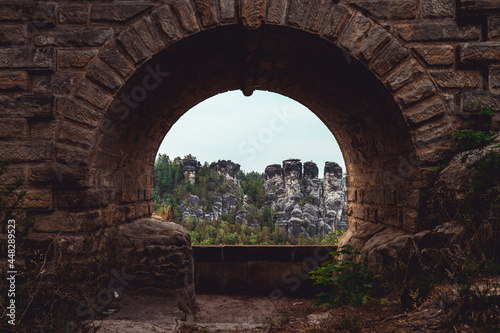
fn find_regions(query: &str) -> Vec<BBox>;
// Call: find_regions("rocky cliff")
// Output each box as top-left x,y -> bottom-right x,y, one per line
178,158 -> 347,239
265,159 -> 347,239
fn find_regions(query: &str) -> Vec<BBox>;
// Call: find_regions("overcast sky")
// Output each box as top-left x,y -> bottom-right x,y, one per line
157,90 -> 345,177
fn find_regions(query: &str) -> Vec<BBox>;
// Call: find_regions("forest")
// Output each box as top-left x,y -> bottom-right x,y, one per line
152,154 -> 335,245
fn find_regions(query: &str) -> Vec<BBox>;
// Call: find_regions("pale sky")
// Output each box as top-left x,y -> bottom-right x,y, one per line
157,90 -> 345,177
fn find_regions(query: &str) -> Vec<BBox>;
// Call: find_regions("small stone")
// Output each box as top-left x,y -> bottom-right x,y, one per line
385,58 -> 424,91
353,25 -> 391,64
219,0 -> 237,23
100,43 -> 135,78
58,5 -> 89,24
338,12 -> 372,52
320,2 -> 350,41
267,0 -> 288,25
63,99 -> 104,128
58,121 -> 96,148
370,39 -> 409,76
0,25 -> 29,46
117,30 -> 151,64
91,4 -> 154,23
431,70 -> 482,89
0,95 -> 54,118
152,6 -> 184,45
87,60 -> 124,92
488,17 -> 500,40
395,78 -> 436,108
403,96 -> 446,126
490,65 -> 500,90
396,22 -> 481,42
241,0 -> 266,30
58,49 -> 98,69
74,79 -> 113,110
0,119 -> 27,140
0,142 -> 51,163
0,3 -> 56,25
420,0 -> 455,18
412,45 -> 455,66
0,71 -> 29,91
195,0 -> 219,28
459,42 -> 500,64
33,72 -> 81,94
133,17 -> 166,53
349,0 -> 419,19
0,48 -> 55,69
34,27 -> 113,47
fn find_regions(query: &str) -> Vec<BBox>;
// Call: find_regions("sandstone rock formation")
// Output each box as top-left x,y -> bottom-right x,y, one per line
265,159 -> 347,239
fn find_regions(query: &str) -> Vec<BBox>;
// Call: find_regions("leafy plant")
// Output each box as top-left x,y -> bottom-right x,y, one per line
450,103 -> 496,151
309,245 -> 374,307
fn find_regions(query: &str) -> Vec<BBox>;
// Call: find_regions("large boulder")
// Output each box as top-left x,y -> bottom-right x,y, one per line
117,218 -> 195,316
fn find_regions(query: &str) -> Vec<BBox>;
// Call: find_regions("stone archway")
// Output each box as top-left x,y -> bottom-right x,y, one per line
2,0 -> 499,319
45,2 -> 454,237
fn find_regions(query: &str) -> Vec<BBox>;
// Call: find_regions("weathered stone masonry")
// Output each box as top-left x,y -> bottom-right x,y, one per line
0,1 -> 499,245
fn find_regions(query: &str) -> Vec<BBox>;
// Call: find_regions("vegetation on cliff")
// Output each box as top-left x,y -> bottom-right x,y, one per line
152,154 -> 333,245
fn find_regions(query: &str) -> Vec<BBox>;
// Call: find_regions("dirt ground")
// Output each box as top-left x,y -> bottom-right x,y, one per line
94,285 -> 490,333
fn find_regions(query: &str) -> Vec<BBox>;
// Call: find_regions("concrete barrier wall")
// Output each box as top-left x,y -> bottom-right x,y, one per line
192,245 -> 337,296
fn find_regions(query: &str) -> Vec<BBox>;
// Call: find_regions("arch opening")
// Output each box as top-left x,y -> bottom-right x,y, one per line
85,24 -> 422,233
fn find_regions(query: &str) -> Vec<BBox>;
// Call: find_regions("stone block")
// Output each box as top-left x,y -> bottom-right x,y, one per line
267,0 -> 288,25
29,163 -> 89,186
34,27 -> 113,47
396,22 -> 481,42
431,70 -> 482,89
194,0 -> 219,28
30,120 -> 57,141
403,96 -> 447,126
347,189 -> 357,202
0,142 -> 52,163
385,58 -> 424,91
33,72 -> 81,94
412,45 -> 455,66
402,208 -> 419,233
170,0 -> 201,34
55,143 -> 91,166
241,0 -> 266,30
411,117 -> 452,147
304,0 -> 335,32
126,205 -> 136,220
462,92 -> 500,111
100,42 -> 135,78
74,79 -> 113,110
320,2 -> 350,41
349,0 -> 419,19
0,71 -> 29,91
0,25 -> 29,46
58,121 -> 97,148
0,95 -> 54,119
219,0 -> 237,23
0,119 -> 27,141
0,3 -> 56,25
63,99 -> 104,128
338,12 -> 372,52
133,16 -> 166,54
91,4 -> 154,23
135,202 -> 150,218
352,25 -> 391,64
488,17 -> 500,41
0,47 -> 55,69
420,0 -> 456,18
58,49 -> 98,69
152,6 -> 184,45
117,30 -> 151,64
13,189 -> 53,211
370,39 -> 409,76
395,78 -> 436,108
87,60 -> 124,92
287,0 -> 310,28
58,4 -> 89,25
0,165 -> 26,185
459,0 -> 500,16
490,65 -> 500,90
459,42 -> 500,64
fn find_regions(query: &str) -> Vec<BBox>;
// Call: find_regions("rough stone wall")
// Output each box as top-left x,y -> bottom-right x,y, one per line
0,0 -> 498,239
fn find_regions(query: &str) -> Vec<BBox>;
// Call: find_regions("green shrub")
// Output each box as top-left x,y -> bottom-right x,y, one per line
309,245 -> 374,307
